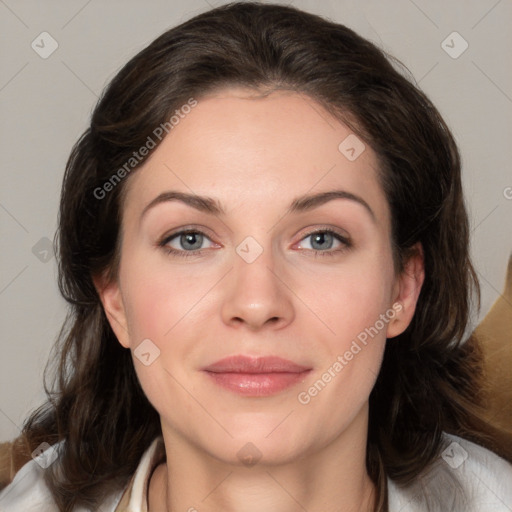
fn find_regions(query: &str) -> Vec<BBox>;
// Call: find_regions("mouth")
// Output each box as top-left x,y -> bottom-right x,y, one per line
202,355 -> 312,397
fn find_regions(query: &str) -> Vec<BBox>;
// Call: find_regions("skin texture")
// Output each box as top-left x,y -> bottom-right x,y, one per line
97,88 -> 424,512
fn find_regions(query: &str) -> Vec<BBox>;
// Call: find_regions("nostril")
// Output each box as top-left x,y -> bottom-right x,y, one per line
230,315 -> 281,328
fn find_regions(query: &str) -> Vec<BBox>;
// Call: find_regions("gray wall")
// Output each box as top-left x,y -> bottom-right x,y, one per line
1,0 -> 511,440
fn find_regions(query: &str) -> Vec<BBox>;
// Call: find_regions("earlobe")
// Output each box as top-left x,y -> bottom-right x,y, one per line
93,273 -> 131,349
386,243 -> 425,339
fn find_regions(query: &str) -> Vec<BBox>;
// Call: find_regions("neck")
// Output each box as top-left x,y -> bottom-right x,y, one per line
149,408 -> 376,512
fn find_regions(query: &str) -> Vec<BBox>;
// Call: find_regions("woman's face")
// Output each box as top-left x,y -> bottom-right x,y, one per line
100,87 -> 422,466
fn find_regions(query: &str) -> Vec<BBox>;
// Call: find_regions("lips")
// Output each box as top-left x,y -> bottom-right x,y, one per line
202,355 -> 311,396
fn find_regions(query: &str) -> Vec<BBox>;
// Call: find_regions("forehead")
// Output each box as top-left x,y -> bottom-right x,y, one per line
122,88 -> 388,224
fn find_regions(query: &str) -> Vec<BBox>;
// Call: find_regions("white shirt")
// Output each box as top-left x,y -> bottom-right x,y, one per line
1,433 -> 511,511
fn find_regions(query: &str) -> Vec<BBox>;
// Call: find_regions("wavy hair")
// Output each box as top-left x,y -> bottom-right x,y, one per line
16,2 -> 511,511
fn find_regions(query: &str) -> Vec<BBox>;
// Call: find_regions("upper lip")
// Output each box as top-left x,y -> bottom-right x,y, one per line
203,355 -> 311,374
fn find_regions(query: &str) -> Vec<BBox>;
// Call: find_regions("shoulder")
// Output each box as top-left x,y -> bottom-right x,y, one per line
388,432 -> 512,512
0,438 -> 62,511
0,439 -> 124,511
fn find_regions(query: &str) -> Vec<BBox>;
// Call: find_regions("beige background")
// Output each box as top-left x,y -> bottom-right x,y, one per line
1,0 -> 511,441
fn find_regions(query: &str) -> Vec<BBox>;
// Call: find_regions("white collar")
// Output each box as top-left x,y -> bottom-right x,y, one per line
123,433 -> 512,512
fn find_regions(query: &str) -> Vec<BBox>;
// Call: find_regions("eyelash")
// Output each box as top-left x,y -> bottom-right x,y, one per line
158,228 -> 352,259
158,229 -> 211,259
301,229 -> 352,258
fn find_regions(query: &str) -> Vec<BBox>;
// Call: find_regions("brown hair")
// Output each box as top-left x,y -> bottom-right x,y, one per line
17,2 -> 510,510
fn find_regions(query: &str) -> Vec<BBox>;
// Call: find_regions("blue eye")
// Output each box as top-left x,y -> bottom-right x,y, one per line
297,229 -> 351,256
159,230 -> 215,257
158,228 -> 351,259
308,232 -> 335,250
175,232 -> 204,251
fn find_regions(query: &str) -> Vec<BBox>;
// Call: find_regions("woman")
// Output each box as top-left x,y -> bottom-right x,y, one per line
0,2 -> 510,511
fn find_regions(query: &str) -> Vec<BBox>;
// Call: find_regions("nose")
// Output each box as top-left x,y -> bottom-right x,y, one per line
220,248 -> 295,331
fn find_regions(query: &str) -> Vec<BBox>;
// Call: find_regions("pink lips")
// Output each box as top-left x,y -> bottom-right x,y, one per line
203,355 -> 311,396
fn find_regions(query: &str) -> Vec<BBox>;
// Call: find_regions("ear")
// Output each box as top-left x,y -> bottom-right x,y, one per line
386,243 -> 425,339
93,273 -> 131,349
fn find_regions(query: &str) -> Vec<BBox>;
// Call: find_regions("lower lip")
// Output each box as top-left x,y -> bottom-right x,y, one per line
204,371 -> 311,396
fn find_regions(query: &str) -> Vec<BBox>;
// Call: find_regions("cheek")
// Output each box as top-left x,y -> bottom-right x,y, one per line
303,254 -> 395,352
118,260 -> 209,414
121,258 -> 215,343
294,269 -> 393,437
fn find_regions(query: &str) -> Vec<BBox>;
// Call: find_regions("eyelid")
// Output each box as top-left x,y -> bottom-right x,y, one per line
158,225 -> 218,245
157,225 -> 352,258
294,225 -> 351,245
291,228 -> 353,259
157,228 -> 221,259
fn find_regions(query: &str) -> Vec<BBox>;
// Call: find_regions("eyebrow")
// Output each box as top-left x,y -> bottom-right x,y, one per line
141,191 -> 224,218
289,190 -> 375,220
140,189 -> 375,221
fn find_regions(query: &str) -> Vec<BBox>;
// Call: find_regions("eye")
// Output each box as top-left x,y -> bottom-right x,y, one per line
296,229 -> 351,256
171,231 -> 206,251
159,229 -> 218,257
